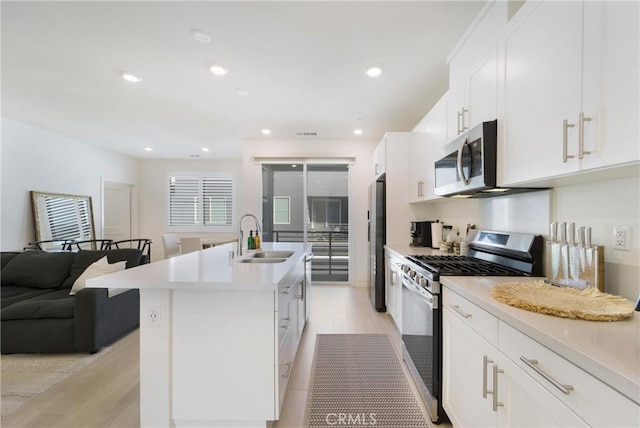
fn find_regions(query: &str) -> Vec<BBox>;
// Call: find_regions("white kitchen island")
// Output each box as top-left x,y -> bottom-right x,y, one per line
87,242 -> 312,428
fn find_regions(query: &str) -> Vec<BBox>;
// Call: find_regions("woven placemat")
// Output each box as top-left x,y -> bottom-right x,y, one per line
492,281 -> 635,321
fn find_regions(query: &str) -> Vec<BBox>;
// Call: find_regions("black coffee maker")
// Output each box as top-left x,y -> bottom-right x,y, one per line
410,221 -> 434,247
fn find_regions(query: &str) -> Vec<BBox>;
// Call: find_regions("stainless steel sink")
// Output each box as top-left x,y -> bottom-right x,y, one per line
251,251 -> 294,259
238,258 -> 287,263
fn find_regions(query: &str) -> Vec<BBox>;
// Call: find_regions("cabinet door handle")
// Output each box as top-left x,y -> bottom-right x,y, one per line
460,108 -> 468,132
520,357 -> 574,395
281,362 -> 292,379
450,304 -> 472,319
482,355 -> 493,398
281,317 -> 291,330
562,119 -> 576,163
578,112 -> 592,159
492,364 -> 504,412
457,110 -> 463,134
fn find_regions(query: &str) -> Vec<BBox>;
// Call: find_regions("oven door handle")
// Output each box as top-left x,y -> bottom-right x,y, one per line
402,277 -> 434,308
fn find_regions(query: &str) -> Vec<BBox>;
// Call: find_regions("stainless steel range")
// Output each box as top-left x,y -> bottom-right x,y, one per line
400,229 -> 543,424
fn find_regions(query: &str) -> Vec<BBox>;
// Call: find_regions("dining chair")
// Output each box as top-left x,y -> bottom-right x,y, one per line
66,239 -> 113,251
180,237 -> 203,254
110,238 -> 153,264
162,234 -> 181,258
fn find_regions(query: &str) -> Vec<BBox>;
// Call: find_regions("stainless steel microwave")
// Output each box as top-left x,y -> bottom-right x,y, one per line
434,120 -> 497,197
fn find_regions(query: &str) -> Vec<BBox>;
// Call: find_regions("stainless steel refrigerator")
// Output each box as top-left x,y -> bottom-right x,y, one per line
368,175 -> 386,311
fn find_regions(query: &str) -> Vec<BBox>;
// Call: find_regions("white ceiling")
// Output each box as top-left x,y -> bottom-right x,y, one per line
1,1 -> 484,160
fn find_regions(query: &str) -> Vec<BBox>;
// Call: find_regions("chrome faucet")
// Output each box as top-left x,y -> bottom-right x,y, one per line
237,214 -> 262,256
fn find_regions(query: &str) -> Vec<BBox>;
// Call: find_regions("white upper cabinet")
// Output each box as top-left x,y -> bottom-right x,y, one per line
444,2 -> 505,144
500,0 -> 639,186
445,52 -> 499,143
580,1 -> 640,170
372,137 -> 386,179
409,100 -> 445,203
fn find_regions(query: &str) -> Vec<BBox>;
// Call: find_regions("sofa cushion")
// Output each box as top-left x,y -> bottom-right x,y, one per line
0,286 -> 53,309
1,251 -> 76,289
1,252 -> 19,269
1,289 -> 75,321
69,256 -> 126,295
61,249 -> 142,289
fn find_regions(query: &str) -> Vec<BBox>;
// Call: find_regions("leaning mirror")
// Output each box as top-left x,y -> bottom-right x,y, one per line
31,191 -> 96,246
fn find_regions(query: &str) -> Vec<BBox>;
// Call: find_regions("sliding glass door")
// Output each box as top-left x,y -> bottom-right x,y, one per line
262,163 -> 349,282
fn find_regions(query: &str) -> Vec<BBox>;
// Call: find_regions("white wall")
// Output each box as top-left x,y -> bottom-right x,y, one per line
242,138 -> 377,287
138,159 -> 243,261
0,117 -> 139,251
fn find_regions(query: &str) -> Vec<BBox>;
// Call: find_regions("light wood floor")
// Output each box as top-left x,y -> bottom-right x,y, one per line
2,285 -> 431,428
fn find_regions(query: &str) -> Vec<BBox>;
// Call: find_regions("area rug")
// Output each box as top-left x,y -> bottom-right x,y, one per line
1,347 -> 111,419
305,334 -> 428,427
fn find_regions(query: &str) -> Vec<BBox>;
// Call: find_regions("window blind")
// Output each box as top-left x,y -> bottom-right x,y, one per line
169,175 -> 234,227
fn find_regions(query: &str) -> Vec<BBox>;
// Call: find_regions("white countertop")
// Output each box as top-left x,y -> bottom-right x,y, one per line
86,242 -> 311,292
441,276 -> 640,405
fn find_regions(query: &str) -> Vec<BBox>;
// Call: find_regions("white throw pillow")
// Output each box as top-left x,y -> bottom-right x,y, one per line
69,256 -> 126,295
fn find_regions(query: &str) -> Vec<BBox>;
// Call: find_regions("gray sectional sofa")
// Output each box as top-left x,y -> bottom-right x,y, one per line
1,249 -> 142,354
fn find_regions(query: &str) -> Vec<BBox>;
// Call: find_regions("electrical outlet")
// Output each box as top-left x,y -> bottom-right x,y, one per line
613,226 -> 631,251
147,307 -> 161,327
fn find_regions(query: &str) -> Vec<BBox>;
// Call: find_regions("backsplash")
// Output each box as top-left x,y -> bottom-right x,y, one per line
411,177 -> 639,301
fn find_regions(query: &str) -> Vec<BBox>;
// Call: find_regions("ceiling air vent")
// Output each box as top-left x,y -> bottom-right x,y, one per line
296,132 -> 317,136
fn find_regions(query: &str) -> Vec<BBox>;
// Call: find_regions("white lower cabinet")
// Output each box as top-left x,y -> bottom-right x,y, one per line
443,301 -> 499,427
384,250 -> 403,330
443,286 -> 595,428
276,257 -> 305,415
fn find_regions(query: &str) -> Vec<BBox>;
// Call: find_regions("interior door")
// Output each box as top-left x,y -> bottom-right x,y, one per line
103,181 -> 132,242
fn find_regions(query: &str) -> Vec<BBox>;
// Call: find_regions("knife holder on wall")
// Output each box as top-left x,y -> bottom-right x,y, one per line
545,244 -> 605,292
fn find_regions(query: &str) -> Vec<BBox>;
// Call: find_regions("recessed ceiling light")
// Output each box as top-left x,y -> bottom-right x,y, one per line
235,89 -> 249,96
291,164 -> 297,168
210,64 -> 228,76
144,147 -> 153,152
366,66 -> 382,77
123,73 -> 141,83
191,29 -> 211,43
353,129 -> 363,135
201,148 -> 210,152
261,129 -> 271,135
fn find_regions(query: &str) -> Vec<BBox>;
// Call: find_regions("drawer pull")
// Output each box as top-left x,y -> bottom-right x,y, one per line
520,357 -> 574,395
492,365 -> 504,412
281,284 -> 295,295
482,355 -> 493,398
450,304 -> 472,319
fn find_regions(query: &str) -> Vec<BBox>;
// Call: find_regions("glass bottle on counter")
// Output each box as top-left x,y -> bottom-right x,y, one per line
254,231 -> 261,249
247,230 -> 255,250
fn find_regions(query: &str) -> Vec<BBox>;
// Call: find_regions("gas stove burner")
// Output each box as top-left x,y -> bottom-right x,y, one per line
407,254 -> 527,277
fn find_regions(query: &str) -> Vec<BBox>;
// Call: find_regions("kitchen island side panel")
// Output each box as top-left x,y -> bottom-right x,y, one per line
139,289 -> 173,427
172,289 -> 276,423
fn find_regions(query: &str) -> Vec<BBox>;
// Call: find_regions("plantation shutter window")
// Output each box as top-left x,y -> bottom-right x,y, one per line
203,177 -> 233,226
169,175 -> 234,228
